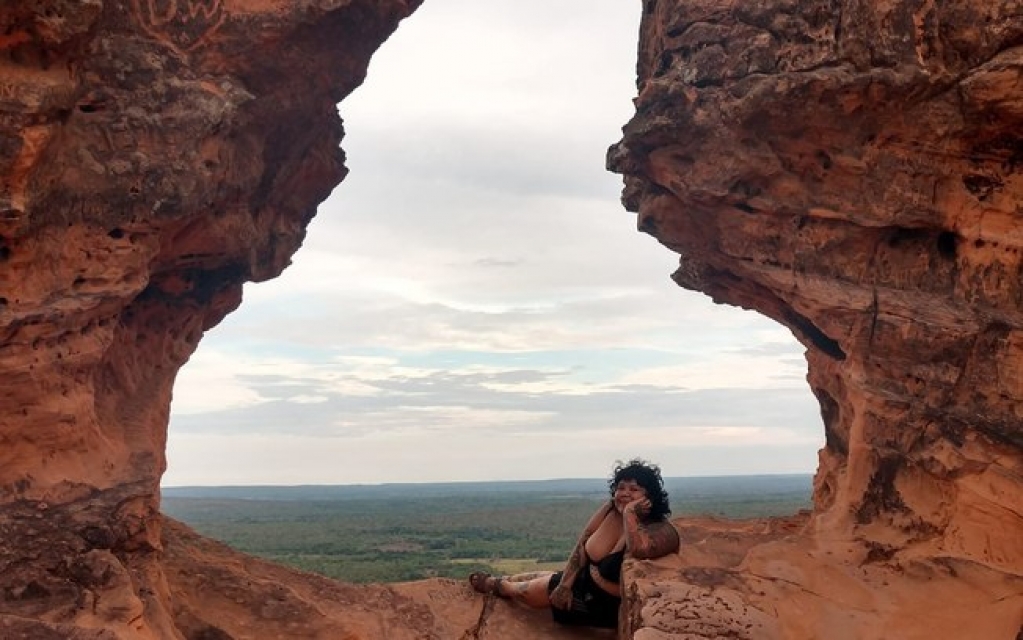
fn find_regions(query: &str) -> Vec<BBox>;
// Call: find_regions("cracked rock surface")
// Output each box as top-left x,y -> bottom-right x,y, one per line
161,519 -> 605,640
611,0 -> 1023,638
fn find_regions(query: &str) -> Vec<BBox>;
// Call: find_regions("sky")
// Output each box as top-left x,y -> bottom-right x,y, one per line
163,0 -> 823,487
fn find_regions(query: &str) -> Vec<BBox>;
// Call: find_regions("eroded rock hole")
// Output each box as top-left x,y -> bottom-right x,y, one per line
164,5 -> 821,553
886,226 -> 958,261
962,173 -> 1002,200
783,308 -> 846,360
855,454 -> 908,524
886,226 -> 927,248
936,231 -> 957,260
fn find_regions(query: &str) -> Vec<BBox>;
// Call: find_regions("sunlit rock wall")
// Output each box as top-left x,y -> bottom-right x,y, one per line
611,0 -> 1023,636
0,1 -> 420,637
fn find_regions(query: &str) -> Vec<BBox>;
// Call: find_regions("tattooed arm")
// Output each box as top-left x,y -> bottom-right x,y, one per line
622,499 -> 680,559
549,501 -> 613,609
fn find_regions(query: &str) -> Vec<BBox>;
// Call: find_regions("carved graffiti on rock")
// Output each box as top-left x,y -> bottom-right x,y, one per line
131,0 -> 225,54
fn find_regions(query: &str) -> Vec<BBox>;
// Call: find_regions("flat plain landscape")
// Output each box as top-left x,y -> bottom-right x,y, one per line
162,475 -> 812,583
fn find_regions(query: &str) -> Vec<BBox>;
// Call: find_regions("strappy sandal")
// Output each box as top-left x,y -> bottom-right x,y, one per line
468,571 -> 507,598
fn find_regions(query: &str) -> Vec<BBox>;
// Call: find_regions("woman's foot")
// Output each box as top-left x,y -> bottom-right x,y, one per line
468,572 -> 506,598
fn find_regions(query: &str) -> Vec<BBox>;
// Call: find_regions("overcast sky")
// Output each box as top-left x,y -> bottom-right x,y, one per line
163,0 -> 823,486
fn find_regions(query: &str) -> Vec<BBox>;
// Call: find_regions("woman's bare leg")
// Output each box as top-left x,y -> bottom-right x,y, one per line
504,570 -> 554,583
497,575 -> 553,608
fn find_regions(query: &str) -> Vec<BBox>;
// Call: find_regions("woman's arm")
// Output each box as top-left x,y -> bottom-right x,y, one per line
549,501 -> 614,608
563,501 -> 614,580
622,499 -> 680,559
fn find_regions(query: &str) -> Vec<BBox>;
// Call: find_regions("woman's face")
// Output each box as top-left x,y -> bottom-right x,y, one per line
613,478 -> 647,511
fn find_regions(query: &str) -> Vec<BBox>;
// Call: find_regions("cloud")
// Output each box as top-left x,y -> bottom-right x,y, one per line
165,423 -> 820,486
171,345 -> 820,441
165,0 -> 824,485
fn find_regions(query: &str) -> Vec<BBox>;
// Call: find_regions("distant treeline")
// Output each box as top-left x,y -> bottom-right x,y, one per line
162,474 -> 812,502
162,475 -> 812,584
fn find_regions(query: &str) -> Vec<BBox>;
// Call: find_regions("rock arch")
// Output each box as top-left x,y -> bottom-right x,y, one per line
0,0 -> 1020,638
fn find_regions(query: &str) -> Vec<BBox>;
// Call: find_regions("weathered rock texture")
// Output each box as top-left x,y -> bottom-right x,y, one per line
2,0 -> 1023,638
159,519 -> 610,640
0,0 -> 459,637
610,0 -> 1023,637
0,2 -> 635,639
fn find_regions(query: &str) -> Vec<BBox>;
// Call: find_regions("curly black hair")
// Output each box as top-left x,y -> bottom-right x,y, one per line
607,458 -> 671,521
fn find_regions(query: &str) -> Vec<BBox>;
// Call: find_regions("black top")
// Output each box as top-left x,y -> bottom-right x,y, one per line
595,549 -> 625,583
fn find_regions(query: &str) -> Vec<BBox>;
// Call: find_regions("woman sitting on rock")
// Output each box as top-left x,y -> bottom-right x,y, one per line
468,458 -> 679,629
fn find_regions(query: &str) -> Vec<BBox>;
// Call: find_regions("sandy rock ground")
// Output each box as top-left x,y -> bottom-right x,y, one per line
162,517 -> 615,640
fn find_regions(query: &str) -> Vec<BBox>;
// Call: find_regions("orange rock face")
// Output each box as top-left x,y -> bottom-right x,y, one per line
160,519 -> 605,640
2,0 -> 1022,638
0,1 -> 428,637
610,0 -> 1023,637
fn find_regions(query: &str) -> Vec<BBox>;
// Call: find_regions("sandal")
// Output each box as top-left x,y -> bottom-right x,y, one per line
468,571 -> 506,598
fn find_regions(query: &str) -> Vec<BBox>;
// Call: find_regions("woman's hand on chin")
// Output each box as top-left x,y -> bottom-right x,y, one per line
624,497 -> 651,518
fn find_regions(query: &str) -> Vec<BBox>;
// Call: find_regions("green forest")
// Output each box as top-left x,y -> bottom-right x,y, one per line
162,475 -> 812,584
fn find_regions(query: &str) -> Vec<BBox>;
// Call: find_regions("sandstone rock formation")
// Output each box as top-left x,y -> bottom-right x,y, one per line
2,0 -> 1023,639
610,0 -> 1023,637
160,519 -> 612,640
0,0 -> 447,637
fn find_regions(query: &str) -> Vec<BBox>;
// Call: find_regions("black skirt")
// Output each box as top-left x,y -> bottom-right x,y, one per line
546,568 -> 620,629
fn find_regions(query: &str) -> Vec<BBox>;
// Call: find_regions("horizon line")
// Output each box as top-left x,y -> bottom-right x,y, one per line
161,471 -> 814,489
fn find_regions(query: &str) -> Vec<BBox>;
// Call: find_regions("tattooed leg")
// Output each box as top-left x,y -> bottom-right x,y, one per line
502,576 -> 554,608
505,571 -> 555,583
